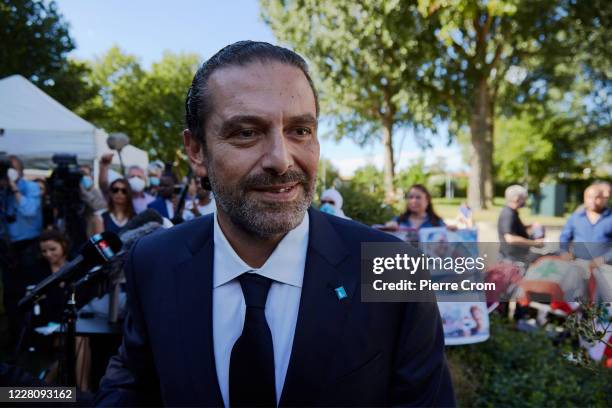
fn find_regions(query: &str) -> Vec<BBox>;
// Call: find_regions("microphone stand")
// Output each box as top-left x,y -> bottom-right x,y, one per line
117,147 -> 126,176
13,309 -> 33,362
59,284 -> 78,386
171,169 -> 193,225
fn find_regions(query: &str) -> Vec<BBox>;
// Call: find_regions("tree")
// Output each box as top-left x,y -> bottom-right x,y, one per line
493,115 -> 554,189
43,59 -> 100,111
416,0 -> 610,208
339,164 -> 396,225
395,159 -> 428,192
261,0 -> 443,199
79,47 -> 200,165
1,0 -> 73,79
0,0 -> 97,108
316,158 -> 341,198
135,51 -> 200,164
493,101 -> 610,190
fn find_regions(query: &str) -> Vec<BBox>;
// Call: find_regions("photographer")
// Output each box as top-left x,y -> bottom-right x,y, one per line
0,155 -> 43,348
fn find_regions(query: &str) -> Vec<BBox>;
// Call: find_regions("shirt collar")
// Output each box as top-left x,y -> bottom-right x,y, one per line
213,212 -> 309,289
578,207 -> 611,217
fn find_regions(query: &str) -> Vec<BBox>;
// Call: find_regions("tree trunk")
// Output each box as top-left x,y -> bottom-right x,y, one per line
468,78 -> 494,210
382,119 -> 395,202
484,110 -> 494,207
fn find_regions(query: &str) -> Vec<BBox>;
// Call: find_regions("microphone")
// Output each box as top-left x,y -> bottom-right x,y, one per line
76,210 -> 164,288
18,231 -> 122,310
107,132 -> 130,151
119,209 -> 163,238
80,209 -> 165,322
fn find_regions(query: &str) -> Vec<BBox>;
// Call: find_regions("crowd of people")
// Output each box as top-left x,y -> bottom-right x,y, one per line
1,40 -> 610,404
0,153 -> 217,353
497,181 -> 611,269
0,150 -> 610,389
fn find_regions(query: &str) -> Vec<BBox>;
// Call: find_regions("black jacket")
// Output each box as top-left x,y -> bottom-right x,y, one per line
96,208 -> 455,407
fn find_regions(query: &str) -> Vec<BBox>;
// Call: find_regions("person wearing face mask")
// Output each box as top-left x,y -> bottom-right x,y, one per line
147,174 -> 178,220
0,155 -> 43,349
319,187 -> 350,219
147,161 -> 164,196
126,165 -> 155,214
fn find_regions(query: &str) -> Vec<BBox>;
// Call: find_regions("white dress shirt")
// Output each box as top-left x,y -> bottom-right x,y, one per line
212,212 -> 309,407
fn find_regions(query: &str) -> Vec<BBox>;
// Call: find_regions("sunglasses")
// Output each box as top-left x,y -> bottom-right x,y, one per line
111,187 -> 128,194
321,200 -> 336,205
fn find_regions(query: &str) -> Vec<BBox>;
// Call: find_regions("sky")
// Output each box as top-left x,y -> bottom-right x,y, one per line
55,0 -> 465,177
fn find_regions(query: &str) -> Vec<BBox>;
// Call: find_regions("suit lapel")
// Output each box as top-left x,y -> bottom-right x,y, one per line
174,215 -> 223,406
280,209 -> 354,406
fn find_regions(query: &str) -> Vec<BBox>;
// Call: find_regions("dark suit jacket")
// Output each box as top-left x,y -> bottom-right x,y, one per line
96,208 -> 455,407
147,197 -> 170,219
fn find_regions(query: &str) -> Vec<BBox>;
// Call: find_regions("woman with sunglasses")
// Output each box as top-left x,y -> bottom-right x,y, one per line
93,178 -> 136,234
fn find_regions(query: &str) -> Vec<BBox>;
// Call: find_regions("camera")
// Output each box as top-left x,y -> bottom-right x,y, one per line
47,154 -> 87,249
47,154 -> 83,211
0,152 -> 10,183
0,153 -> 16,224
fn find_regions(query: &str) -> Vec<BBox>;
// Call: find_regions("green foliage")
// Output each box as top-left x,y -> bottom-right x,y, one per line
0,0 -> 98,109
336,182 -> 395,226
1,0 -> 73,78
261,0 -> 444,194
493,115 -> 553,188
315,158 -> 342,198
418,0 -> 610,207
351,165 -> 386,196
78,47 -> 200,166
319,164 -> 395,225
43,59 -> 100,111
447,315 -> 612,407
395,159 -> 428,192
565,300 -> 612,368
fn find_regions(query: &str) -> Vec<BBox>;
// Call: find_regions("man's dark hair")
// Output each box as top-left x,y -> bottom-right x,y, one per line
185,41 -> 319,146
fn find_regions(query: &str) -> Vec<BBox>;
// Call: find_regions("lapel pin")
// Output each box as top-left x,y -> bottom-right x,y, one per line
334,286 -> 348,300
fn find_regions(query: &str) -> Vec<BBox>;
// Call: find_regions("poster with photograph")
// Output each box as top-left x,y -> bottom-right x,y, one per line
419,227 -> 490,345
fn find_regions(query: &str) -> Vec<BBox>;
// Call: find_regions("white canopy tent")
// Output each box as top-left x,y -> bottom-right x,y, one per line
0,75 -> 148,174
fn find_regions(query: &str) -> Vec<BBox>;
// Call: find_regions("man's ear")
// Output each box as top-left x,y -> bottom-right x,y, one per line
183,129 -> 208,178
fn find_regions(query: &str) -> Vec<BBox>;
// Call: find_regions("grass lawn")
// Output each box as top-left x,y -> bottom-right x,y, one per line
432,197 -> 568,227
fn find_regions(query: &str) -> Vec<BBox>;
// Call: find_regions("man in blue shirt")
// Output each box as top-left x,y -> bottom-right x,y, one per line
1,155 -> 43,347
560,184 -> 612,268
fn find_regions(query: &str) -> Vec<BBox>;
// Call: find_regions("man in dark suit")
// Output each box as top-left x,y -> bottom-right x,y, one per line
96,41 -> 455,407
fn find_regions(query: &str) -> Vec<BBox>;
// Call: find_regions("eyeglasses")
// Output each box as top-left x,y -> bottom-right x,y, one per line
321,200 -> 335,205
111,187 -> 128,194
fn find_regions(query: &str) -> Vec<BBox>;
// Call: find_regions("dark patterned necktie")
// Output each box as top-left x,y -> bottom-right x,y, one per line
229,273 -> 276,407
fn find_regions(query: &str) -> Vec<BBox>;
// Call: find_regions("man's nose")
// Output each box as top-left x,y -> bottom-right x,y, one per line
261,130 -> 293,175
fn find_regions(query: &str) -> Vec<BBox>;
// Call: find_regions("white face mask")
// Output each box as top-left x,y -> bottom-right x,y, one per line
128,176 -> 146,193
7,168 -> 19,183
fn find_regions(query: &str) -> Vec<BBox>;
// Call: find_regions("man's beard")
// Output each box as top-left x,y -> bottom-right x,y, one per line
208,166 -> 315,238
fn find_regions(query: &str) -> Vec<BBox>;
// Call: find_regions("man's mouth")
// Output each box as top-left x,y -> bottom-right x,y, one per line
251,183 -> 300,200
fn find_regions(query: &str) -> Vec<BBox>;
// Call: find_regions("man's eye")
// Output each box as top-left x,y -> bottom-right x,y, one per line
293,127 -> 312,137
235,129 -> 257,138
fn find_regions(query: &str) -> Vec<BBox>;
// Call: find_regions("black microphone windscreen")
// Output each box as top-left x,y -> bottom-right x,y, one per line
121,209 -> 163,233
